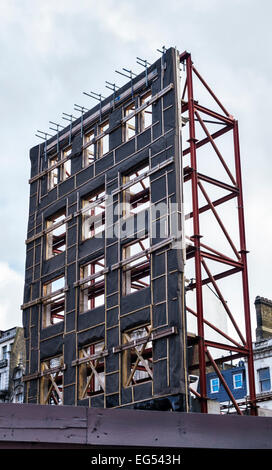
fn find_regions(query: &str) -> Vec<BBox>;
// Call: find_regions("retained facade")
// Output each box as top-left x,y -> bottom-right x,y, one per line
22,48 -> 189,410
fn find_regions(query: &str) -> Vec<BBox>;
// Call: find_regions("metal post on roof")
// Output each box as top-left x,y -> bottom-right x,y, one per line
74,104 -> 89,137
49,121 -> 65,153
83,91 -> 105,122
115,68 -> 136,99
35,130 -> 53,163
136,57 -> 151,87
62,113 -> 76,145
105,81 -> 120,109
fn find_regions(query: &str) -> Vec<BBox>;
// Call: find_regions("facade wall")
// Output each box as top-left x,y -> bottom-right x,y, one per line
22,48 -> 189,410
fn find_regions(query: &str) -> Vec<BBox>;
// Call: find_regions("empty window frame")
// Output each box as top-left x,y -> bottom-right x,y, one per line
123,102 -> 136,141
140,91 -> 152,131
258,367 -> 271,392
79,258 -> 105,312
82,187 -> 106,240
78,340 -> 105,399
210,377 -> 220,393
83,128 -> 95,166
122,324 -> 153,387
40,356 -> 64,405
46,209 -> 66,259
42,276 -> 65,328
60,146 -> 72,181
48,155 -> 58,190
122,237 -> 150,295
97,121 -> 109,158
123,163 -> 150,217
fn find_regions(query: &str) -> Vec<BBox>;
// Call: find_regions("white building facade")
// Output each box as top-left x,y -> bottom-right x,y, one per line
0,327 -> 25,403
0,328 -> 16,402
248,338 -> 272,411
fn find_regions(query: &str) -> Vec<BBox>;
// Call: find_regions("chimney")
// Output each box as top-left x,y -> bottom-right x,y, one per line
255,296 -> 272,341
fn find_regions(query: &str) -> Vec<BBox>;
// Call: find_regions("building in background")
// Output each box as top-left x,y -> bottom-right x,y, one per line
204,296 -> 272,415
206,361 -> 247,413
244,297 -> 272,414
249,338 -> 272,411
0,327 -> 26,403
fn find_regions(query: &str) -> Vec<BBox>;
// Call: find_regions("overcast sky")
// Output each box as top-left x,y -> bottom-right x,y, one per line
0,0 -> 271,338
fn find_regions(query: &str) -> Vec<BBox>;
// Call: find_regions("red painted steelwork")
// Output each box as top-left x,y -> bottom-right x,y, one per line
180,52 -> 257,415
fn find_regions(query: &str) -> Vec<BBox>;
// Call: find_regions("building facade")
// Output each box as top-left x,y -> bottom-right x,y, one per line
246,296 -> 272,411
249,337 -> 272,410
206,362 -> 247,413
0,327 -> 25,403
206,297 -> 272,414
22,48 -> 189,410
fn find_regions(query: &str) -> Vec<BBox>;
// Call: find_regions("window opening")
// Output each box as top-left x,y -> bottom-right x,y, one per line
60,146 -> 72,181
122,237 -> 150,295
80,258 -> 105,312
82,188 -> 106,240
46,209 -> 66,258
123,163 -> 150,217
42,276 -> 65,327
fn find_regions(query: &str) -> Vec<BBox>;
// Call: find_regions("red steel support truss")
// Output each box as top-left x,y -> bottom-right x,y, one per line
180,51 -> 256,415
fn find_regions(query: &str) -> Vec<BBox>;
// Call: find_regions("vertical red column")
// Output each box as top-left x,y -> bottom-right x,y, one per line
186,54 -> 207,413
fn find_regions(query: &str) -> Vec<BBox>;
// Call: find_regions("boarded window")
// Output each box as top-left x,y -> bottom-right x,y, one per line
78,341 -> 105,399
40,356 -> 64,405
46,209 -> 66,259
84,129 -> 95,166
123,102 -> 136,141
97,121 -> 109,157
258,367 -> 271,392
48,155 -> 58,190
122,325 -> 153,387
140,91 -> 152,131
60,146 -> 72,181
